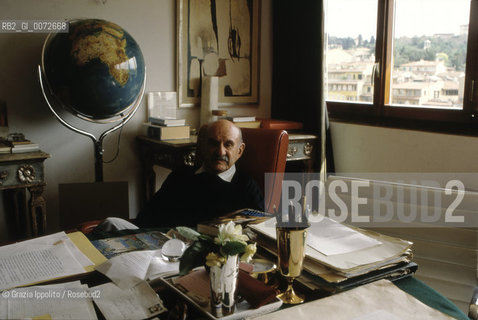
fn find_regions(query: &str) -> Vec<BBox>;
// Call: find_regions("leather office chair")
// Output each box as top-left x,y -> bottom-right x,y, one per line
238,128 -> 289,213
78,126 -> 289,233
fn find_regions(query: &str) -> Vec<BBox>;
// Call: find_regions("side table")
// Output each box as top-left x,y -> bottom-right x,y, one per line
286,133 -> 319,172
0,151 -> 50,239
136,136 -> 197,205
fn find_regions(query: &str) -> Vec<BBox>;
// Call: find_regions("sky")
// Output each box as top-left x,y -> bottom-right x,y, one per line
326,0 -> 470,39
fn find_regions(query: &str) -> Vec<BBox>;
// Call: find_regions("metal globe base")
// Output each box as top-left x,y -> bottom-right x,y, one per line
38,65 -> 146,182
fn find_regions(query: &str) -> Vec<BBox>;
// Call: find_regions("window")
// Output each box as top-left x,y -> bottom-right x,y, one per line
325,0 -> 478,131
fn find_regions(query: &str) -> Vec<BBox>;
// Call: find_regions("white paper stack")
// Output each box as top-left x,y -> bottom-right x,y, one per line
93,250 -> 174,320
249,217 -> 413,282
91,280 -> 167,320
0,232 -> 93,291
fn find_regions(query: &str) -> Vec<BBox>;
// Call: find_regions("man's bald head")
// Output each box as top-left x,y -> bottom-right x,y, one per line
203,120 -> 245,174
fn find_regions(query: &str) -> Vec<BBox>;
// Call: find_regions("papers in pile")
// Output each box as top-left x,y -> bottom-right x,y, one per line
0,232 -> 173,320
249,217 -> 413,282
0,281 -> 97,320
91,280 -> 167,320
93,249 -> 174,319
0,231 -> 104,291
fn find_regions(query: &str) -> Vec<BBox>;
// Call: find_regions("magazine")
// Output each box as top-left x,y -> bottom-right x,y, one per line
91,231 -> 170,259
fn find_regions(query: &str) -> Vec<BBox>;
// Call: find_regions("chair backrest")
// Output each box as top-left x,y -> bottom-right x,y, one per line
196,125 -> 289,213
238,128 -> 289,213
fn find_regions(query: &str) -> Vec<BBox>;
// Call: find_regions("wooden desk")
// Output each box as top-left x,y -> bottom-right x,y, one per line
2,227 -> 461,320
0,151 -> 50,238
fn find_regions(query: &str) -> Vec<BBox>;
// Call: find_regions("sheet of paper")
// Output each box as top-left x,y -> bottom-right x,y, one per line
146,91 -> 177,118
96,250 -> 154,289
254,279 -> 455,320
54,234 -> 93,268
146,255 -> 179,280
0,241 -> 86,290
4,232 -> 93,268
4,281 -> 97,320
352,310 -> 401,320
92,280 -> 167,320
67,231 -> 107,271
0,293 -> 6,319
306,217 -> 382,255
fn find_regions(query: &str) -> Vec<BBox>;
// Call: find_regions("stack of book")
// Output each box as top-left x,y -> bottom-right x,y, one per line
0,133 -> 40,154
197,208 -> 274,236
260,119 -> 303,130
10,139 -> 40,153
0,141 -> 11,154
223,116 -> 262,128
247,217 -> 417,294
144,116 -> 190,140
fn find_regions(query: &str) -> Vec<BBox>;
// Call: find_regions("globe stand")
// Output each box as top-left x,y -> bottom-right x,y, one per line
37,65 -> 146,182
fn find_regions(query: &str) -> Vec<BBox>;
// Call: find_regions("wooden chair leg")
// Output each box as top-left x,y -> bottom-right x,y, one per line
28,184 -> 47,236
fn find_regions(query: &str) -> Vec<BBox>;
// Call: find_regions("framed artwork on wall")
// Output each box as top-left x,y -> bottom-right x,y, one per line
177,0 -> 260,108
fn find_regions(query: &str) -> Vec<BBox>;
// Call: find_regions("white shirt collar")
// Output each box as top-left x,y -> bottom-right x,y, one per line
195,164 -> 236,182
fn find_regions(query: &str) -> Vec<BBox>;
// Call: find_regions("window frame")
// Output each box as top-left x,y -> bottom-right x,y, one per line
326,0 -> 478,135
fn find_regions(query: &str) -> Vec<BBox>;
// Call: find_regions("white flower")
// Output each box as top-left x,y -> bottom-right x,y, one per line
241,243 -> 257,263
214,221 -> 249,246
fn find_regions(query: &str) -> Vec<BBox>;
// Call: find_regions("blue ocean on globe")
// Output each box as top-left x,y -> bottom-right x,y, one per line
42,19 -> 145,120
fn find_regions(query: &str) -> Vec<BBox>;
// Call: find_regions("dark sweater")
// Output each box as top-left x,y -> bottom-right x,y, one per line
135,166 -> 264,228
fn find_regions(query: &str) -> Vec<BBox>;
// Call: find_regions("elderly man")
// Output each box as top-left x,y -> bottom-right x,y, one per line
98,120 -> 263,231
137,119 -> 264,227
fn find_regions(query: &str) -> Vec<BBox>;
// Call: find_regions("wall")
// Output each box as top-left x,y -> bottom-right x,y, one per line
330,121 -> 478,175
0,0 -> 272,237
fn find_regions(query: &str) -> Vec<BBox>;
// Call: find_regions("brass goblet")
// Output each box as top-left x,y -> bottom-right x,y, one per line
276,226 -> 308,304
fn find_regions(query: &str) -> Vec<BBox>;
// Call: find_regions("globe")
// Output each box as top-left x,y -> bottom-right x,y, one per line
41,19 -> 146,121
